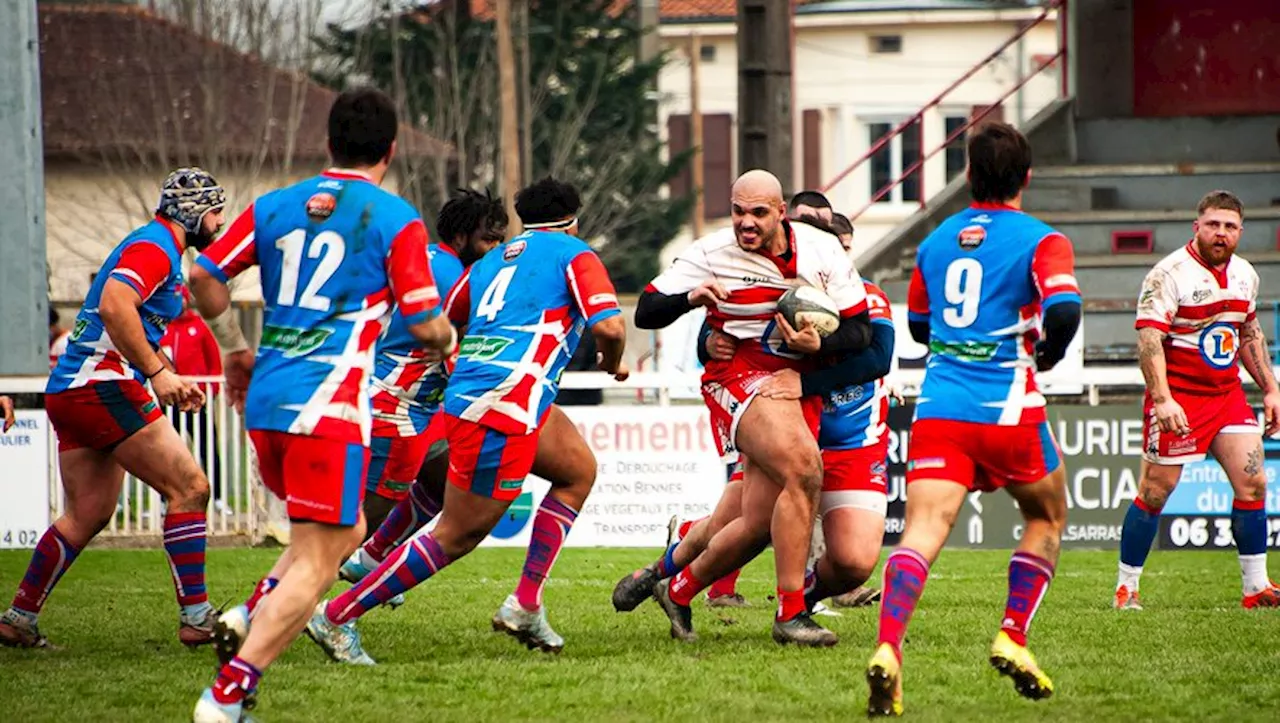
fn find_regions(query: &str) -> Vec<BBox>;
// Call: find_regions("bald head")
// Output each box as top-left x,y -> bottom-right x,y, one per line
730,169 -> 787,254
732,169 -> 784,203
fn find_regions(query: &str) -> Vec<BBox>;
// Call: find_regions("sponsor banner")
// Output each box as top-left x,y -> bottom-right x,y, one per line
479,405 -> 725,548
0,411 -> 51,549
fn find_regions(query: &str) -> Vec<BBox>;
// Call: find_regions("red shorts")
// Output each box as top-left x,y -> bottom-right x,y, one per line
907,419 -> 1060,492
366,433 -> 434,501
250,430 -> 370,526
46,380 -> 163,452
443,414 -> 540,502
1143,385 -> 1258,465
819,443 -> 889,516
702,371 -> 822,460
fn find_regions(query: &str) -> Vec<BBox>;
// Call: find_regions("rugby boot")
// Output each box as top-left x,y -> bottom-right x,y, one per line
1113,584 -> 1143,611
865,642 -> 904,717
989,630 -> 1054,700
339,550 -> 406,609
193,688 -> 256,723
771,612 -> 838,647
305,602 -> 376,665
612,565 -> 659,612
1243,580 -> 1280,609
179,605 -> 219,647
653,579 -> 696,642
706,592 -> 750,608
491,594 -> 565,653
831,585 -> 881,608
0,609 -> 53,649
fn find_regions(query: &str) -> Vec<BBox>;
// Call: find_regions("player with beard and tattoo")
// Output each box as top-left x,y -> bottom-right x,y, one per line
1116,189 -> 1280,611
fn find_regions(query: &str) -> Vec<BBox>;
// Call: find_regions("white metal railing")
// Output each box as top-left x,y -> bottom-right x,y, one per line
3,365 -> 1273,538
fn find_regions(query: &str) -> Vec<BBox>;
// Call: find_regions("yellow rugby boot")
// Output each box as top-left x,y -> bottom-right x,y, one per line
865,642 -> 904,717
990,630 -> 1054,700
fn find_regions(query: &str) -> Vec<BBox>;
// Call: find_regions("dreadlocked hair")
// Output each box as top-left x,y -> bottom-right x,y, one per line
437,188 -> 507,242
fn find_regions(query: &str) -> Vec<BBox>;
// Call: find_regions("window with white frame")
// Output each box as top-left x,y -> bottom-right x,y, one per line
867,119 -> 921,204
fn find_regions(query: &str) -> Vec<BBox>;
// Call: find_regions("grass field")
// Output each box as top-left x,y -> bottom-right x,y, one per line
2,546 -> 1279,721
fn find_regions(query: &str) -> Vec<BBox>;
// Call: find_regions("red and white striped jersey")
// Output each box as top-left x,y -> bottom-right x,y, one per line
647,220 -> 868,376
1135,242 -> 1258,395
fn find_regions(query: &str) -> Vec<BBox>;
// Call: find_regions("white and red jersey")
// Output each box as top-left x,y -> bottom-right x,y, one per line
1135,242 -> 1258,396
647,220 -> 868,379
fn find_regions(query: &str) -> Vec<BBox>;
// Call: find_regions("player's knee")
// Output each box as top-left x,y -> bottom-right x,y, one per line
170,471 -> 211,511
1137,484 -> 1171,512
829,546 -> 878,586
1235,475 -> 1267,502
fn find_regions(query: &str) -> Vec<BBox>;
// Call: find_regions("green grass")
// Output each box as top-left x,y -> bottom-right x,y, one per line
2,547 -> 1279,721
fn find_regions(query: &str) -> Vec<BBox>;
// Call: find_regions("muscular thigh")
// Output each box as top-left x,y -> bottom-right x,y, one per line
1210,431 -> 1267,498
58,447 -> 126,520
531,405 -> 596,488
113,416 -> 206,498
822,506 -> 885,570
735,396 -> 821,487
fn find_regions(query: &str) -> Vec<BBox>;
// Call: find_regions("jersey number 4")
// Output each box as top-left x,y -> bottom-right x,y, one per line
476,265 -> 517,322
942,258 -> 983,328
275,229 -> 345,312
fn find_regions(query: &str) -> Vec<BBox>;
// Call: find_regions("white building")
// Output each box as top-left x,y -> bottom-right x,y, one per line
656,0 -> 1061,260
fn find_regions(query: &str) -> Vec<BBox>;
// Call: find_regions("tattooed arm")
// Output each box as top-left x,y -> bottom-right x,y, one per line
1239,317 -> 1280,435
1137,327 -> 1190,435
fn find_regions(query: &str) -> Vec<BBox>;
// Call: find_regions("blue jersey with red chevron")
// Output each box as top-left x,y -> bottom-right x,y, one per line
370,243 -> 467,437
442,230 -> 621,436
819,280 -> 894,450
908,202 -> 1080,426
48,219 -> 186,393
197,169 -> 442,445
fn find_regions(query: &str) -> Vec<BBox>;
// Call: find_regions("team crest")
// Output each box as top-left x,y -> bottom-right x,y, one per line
306,193 -> 337,220
958,225 -> 986,250
1198,322 -> 1238,370
503,240 -> 527,261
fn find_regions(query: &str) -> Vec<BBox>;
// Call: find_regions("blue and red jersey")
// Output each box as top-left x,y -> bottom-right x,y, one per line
197,169 -> 442,445
819,280 -> 895,451
443,230 -> 621,436
48,218 -> 186,393
370,243 -> 467,437
908,203 -> 1080,426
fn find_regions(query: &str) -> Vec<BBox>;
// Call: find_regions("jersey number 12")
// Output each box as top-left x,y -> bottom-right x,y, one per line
276,229 -> 345,312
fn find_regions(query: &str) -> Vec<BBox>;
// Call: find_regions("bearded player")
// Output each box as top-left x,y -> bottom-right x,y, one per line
0,169 -> 223,650
866,122 -> 1081,716
633,169 -> 873,646
1115,190 -> 1280,610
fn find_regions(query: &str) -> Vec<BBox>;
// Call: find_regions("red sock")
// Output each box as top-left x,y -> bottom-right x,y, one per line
514,496 -> 578,610
877,548 -> 930,659
1000,552 -> 1054,646
776,587 -> 805,621
668,568 -> 707,607
677,518 -> 698,539
708,567 -> 742,598
244,577 -> 278,618
211,657 -> 261,705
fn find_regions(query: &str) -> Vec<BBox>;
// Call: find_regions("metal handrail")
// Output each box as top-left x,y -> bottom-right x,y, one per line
819,0 -> 1066,220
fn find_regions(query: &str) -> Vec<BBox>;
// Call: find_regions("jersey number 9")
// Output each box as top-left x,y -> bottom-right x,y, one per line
942,258 -> 983,328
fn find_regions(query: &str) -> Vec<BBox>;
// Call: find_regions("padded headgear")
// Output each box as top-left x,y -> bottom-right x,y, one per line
156,167 -> 226,236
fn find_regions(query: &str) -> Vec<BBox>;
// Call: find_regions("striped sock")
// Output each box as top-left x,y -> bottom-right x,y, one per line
12,526 -> 81,616
326,531 -> 451,624
364,482 -> 442,563
1000,552 -> 1055,646
515,496 -> 579,610
244,577 -> 278,619
163,511 -> 209,615
211,656 -> 262,705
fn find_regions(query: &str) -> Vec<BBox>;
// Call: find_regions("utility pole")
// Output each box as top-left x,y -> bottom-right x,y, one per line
689,32 -> 705,239
495,0 -> 522,233
0,0 -> 48,375
517,0 -> 533,187
736,0 -> 794,196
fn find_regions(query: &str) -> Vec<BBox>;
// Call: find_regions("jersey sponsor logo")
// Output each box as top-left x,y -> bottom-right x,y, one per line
1198,322 -> 1238,369
306,193 -> 337,220
588,292 -> 618,307
69,318 -> 88,342
403,286 -> 440,305
458,335 -> 514,361
907,457 -> 946,471
260,324 -> 334,357
927,338 -> 999,362
742,275 -> 770,284
502,240 -> 527,261
498,478 -> 524,492
145,312 -> 170,331
825,384 -> 867,412
1191,288 -> 1213,303
141,400 -> 158,415
958,225 -> 986,250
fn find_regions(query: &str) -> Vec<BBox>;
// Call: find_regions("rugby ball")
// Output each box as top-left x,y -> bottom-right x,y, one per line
777,285 -> 840,337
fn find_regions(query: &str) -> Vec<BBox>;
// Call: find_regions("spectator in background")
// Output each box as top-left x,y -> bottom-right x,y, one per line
1,395 -> 13,432
831,213 -> 854,252
160,286 -> 225,511
554,331 -> 604,406
48,308 -> 71,370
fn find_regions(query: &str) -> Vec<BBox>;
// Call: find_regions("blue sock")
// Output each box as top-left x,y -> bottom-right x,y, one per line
655,543 -> 680,579
1231,502 -> 1267,555
1119,499 -> 1161,568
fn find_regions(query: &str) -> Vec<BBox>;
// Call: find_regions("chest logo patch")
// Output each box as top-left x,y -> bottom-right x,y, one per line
1198,322 -> 1238,370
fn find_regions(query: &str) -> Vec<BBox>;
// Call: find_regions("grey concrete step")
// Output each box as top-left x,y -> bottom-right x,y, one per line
1076,115 -> 1280,165
1024,174 -> 1280,213
1036,161 -> 1280,179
